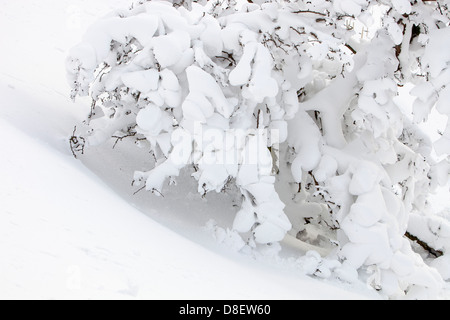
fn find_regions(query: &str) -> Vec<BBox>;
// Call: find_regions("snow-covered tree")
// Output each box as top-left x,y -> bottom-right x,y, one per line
66,0 -> 450,298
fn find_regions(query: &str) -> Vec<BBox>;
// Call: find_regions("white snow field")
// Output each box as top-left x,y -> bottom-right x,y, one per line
0,0 -> 448,300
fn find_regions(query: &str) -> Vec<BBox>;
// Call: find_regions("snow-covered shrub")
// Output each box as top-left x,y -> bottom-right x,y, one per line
67,0 -> 450,298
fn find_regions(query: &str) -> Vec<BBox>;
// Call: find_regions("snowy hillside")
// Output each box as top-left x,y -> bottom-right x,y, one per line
1,115 -> 373,300
0,0 -> 448,300
0,0 -> 376,300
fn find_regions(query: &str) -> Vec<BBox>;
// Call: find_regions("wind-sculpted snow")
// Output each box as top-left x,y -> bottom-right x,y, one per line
67,0 -> 450,299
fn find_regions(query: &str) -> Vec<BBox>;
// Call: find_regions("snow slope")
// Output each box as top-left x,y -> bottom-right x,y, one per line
0,113 -> 372,300
0,0 -> 446,300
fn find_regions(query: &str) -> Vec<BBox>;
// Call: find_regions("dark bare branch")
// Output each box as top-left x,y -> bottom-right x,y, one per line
293,10 -> 327,17
405,231 -> 444,258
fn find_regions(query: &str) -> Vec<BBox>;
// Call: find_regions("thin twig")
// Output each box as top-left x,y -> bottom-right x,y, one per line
256,109 -> 261,129
152,188 -> 165,197
405,231 -> 444,257
69,126 -> 85,159
293,10 -> 327,17
112,131 -> 137,149
345,43 -> 357,54
133,185 -> 146,195
290,26 -> 306,37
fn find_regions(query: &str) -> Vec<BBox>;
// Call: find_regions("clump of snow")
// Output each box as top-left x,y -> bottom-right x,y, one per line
333,0 -> 367,17
288,110 -> 322,178
349,161 -> 382,196
391,0 -> 411,15
204,220 -> 246,252
136,104 -> 172,137
431,255 -> 450,281
421,28 -> 450,78
121,69 -> 159,93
